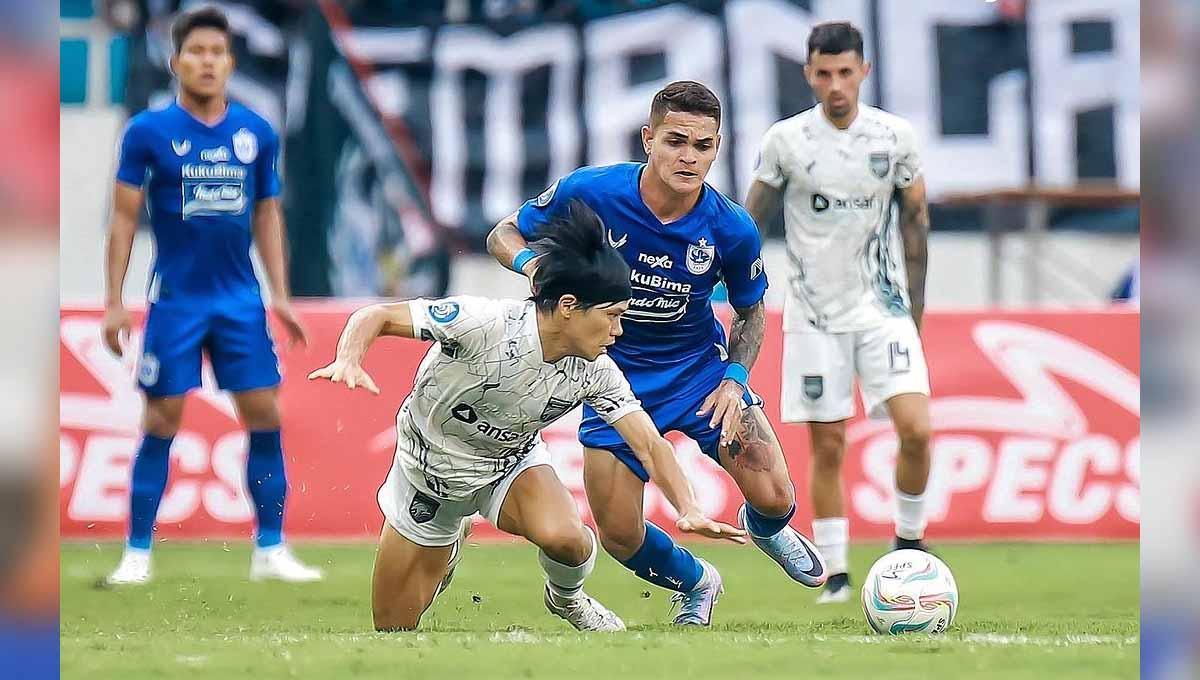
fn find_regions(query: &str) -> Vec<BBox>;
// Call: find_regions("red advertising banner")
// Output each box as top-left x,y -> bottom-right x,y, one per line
60,304 -> 1139,542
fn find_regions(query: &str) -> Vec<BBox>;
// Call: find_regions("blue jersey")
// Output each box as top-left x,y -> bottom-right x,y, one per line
116,101 -> 281,307
517,163 -> 767,377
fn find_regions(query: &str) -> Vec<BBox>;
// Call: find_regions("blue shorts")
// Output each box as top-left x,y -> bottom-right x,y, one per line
579,358 -> 763,482
137,301 -> 281,398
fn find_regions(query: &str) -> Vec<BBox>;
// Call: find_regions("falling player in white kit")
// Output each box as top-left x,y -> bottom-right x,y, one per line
309,201 -> 745,631
744,22 -> 933,604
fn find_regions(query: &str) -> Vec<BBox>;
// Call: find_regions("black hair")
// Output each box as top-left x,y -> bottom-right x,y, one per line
172,6 -> 232,55
649,80 -> 721,130
807,21 -> 864,60
528,199 -> 632,313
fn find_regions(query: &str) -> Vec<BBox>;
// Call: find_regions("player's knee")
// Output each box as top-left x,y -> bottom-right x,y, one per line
142,401 -> 183,437
753,480 -> 795,517
534,522 -> 591,566
811,433 -> 846,470
896,421 -> 931,457
596,522 -> 645,561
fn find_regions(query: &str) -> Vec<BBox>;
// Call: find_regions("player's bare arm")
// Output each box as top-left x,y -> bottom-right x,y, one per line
698,300 -> 766,446
898,175 -> 930,331
611,410 -> 746,544
744,179 -> 785,234
307,301 -> 420,394
487,211 -> 540,283
252,197 -> 307,347
101,182 -> 144,357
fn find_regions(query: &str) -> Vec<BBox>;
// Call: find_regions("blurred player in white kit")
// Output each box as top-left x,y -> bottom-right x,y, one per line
744,22 -> 934,604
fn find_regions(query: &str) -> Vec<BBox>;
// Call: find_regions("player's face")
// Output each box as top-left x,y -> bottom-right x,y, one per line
805,51 -> 870,121
171,28 -> 234,100
567,300 -> 629,361
642,111 -> 720,196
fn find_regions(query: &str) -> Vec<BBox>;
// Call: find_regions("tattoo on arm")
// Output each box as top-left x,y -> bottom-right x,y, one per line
724,408 -> 776,472
728,301 -> 766,371
899,183 -> 930,329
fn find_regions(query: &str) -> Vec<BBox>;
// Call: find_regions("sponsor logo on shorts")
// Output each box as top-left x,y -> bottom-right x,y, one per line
803,375 -> 823,400
409,491 -> 441,524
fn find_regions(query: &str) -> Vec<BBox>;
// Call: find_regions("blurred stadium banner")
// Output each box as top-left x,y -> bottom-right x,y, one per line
60,304 -> 1139,543
79,0 -> 1138,298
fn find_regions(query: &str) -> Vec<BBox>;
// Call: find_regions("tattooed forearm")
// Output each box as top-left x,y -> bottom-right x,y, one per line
728,301 -> 766,371
899,179 -> 930,330
724,407 -> 775,472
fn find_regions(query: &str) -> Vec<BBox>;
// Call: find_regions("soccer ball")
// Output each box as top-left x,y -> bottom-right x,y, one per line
861,549 -> 958,635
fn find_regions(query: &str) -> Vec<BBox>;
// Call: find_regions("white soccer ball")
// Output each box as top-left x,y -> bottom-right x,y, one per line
861,549 -> 958,635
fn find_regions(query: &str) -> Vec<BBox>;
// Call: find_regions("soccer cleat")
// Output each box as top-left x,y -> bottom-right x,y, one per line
670,559 -> 723,626
816,572 -> 852,604
738,505 -> 828,588
544,585 -> 626,632
249,544 -> 324,583
437,518 -> 473,595
105,547 -> 152,586
893,536 -> 932,553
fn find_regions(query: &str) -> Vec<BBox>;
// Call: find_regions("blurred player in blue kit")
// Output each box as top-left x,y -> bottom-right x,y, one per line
488,81 -> 828,626
101,7 -> 321,585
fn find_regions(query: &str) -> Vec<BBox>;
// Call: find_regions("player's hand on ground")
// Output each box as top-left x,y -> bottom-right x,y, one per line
676,511 -> 747,544
271,299 -> 309,348
307,359 -> 380,395
101,305 -> 132,357
697,380 -> 746,448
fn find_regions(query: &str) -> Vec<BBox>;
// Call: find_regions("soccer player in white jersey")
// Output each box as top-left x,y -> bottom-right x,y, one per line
310,201 -> 744,631
744,22 -> 933,604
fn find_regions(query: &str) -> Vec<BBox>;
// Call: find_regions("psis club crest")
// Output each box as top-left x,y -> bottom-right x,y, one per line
686,238 -> 715,275
233,128 -> 258,164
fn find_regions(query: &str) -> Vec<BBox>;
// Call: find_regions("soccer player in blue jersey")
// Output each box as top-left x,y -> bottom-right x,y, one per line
487,81 -> 827,625
101,7 -> 322,585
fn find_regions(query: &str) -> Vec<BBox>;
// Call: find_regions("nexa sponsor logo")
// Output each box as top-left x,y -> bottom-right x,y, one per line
630,270 -> 692,293
812,193 -> 879,212
637,253 -> 673,269
451,403 -> 524,443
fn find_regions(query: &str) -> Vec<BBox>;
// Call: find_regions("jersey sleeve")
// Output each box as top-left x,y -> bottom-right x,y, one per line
583,355 -> 643,424
257,126 -> 282,199
515,168 -> 587,239
751,123 -> 788,189
720,212 -> 769,308
115,118 -> 153,188
893,121 -> 923,189
407,296 -> 499,358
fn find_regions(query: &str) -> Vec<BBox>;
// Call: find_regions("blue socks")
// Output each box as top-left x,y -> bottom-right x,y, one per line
128,434 -> 173,550
247,430 -> 287,548
619,522 -> 703,593
743,502 -> 796,539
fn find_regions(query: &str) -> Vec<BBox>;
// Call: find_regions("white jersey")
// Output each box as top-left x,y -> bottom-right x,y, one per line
753,104 -> 922,333
397,296 -> 642,500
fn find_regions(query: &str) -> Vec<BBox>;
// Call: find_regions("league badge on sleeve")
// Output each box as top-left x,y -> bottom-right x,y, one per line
534,179 -> 559,207
686,238 -> 715,275
233,128 -> 258,163
429,301 -> 461,323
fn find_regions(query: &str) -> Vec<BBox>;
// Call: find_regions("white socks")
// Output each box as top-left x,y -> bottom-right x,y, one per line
812,517 -> 849,576
539,526 -> 597,600
894,489 -> 927,541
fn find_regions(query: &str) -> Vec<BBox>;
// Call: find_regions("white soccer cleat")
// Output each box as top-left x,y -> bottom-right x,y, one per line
544,585 -> 626,632
437,518 -> 472,595
670,559 -> 723,626
105,548 -> 152,586
249,544 -> 324,583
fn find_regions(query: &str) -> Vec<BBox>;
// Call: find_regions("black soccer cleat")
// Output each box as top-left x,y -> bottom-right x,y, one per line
816,572 -> 852,604
893,536 -> 932,553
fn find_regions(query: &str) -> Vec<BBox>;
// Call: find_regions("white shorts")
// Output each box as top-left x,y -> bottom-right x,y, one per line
376,442 -> 552,547
781,315 -> 929,423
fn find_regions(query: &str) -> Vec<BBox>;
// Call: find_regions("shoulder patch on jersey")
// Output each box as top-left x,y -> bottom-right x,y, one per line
534,179 -> 559,207
233,128 -> 258,163
540,397 -> 578,423
750,257 -> 764,280
869,151 -> 891,179
686,238 -> 715,275
429,301 -> 461,323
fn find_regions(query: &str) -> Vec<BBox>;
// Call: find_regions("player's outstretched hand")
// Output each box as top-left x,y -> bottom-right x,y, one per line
271,299 -> 309,348
307,359 -> 380,395
101,305 -> 132,357
676,511 -> 747,544
696,380 -> 746,448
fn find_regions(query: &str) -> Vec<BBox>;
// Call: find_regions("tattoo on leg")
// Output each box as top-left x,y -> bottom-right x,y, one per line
725,409 -> 775,472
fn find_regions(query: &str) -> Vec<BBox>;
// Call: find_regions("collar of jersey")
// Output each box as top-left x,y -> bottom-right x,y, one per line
173,99 -> 232,130
815,104 -> 862,134
632,163 -> 710,229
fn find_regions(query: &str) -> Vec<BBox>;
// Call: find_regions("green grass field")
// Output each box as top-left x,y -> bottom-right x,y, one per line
62,541 -> 1138,679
